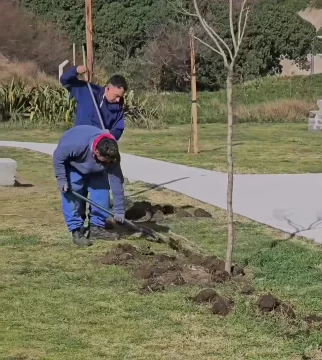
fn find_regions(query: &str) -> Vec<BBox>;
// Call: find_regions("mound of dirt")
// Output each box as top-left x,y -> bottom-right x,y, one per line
191,288 -> 234,316
124,200 -> 212,222
258,294 -> 295,318
192,288 -> 218,303
97,243 -> 243,293
211,296 -> 234,316
96,244 -> 141,265
194,208 -> 212,218
258,294 -> 280,313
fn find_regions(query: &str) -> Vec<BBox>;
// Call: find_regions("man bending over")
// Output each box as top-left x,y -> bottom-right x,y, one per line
53,125 -> 125,246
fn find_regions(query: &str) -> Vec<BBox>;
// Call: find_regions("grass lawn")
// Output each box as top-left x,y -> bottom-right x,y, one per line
2,123 -> 322,174
1,148 -> 322,359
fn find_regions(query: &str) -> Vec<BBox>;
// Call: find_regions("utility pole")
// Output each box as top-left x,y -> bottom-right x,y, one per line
190,27 -> 198,154
85,0 -> 93,81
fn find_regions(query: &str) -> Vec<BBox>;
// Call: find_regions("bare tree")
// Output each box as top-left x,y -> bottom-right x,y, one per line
186,0 -> 250,274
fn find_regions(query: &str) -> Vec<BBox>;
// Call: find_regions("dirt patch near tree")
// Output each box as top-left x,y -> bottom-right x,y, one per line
124,200 -> 212,222
96,243 -> 243,293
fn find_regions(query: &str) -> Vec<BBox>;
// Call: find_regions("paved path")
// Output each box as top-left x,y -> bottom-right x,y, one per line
2,141 -> 322,244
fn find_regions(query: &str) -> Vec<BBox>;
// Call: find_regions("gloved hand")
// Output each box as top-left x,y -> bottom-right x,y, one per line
114,213 -> 125,224
58,181 -> 69,193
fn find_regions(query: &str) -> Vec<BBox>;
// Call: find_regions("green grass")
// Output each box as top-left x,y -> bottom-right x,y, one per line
1,148 -> 322,359
2,123 -> 322,174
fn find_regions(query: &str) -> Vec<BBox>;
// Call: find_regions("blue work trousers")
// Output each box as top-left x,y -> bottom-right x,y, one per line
61,168 -> 110,231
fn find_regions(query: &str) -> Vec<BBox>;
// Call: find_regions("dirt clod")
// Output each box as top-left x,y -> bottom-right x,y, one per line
304,314 -> 322,324
232,265 -> 245,277
211,296 -> 234,316
96,244 -> 139,265
201,256 -> 226,274
175,208 -> 192,217
258,294 -> 280,313
99,243 -> 233,294
193,288 -> 218,303
194,208 -> 212,218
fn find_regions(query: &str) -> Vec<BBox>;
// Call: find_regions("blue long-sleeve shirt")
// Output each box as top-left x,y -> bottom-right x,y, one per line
60,66 -> 125,140
53,125 -> 125,215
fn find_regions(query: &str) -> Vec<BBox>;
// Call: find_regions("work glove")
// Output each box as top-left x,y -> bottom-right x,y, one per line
114,213 -> 125,224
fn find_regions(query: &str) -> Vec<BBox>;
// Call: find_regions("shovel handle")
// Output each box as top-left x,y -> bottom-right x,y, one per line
70,190 -> 141,232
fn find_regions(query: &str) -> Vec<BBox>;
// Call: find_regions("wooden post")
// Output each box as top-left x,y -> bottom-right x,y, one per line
73,43 -> 76,66
190,27 -> 198,154
85,0 -> 93,81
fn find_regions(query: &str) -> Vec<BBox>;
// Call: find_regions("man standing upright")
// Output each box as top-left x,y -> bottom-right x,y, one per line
60,65 -> 128,140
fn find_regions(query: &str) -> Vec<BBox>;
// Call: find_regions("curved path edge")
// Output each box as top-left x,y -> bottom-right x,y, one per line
1,141 -> 322,244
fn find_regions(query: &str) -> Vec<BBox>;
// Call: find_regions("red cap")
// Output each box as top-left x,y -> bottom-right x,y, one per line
93,133 -> 115,152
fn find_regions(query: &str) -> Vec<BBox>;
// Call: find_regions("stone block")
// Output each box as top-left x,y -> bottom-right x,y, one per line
0,158 -> 17,186
317,100 -> 322,111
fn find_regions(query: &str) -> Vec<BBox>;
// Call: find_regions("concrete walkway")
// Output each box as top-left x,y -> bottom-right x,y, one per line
2,140 -> 322,244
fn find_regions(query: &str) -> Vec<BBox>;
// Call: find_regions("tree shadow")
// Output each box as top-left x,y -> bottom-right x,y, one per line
128,177 -> 190,198
198,142 -> 244,153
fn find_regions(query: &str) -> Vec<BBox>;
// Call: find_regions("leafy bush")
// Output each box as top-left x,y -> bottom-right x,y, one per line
0,79 -> 159,128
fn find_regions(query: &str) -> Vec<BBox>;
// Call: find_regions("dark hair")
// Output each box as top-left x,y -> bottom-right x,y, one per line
96,137 -> 120,163
106,74 -> 128,92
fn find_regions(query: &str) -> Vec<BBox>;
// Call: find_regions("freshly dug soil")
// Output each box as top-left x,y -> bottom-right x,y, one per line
211,296 -> 234,316
97,243 -> 243,293
194,208 -> 212,218
258,294 -> 280,313
192,288 -> 218,303
258,294 -> 295,318
124,200 -> 212,223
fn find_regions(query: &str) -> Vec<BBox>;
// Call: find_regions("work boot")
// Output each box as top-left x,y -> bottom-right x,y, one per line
71,228 -> 93,247
89,225 -> 120,241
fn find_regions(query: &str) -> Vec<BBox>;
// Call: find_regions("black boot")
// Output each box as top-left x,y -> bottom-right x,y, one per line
71,228 -> 92,246
89,225 -> 120,241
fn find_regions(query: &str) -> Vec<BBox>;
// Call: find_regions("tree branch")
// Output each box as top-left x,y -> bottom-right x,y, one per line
194,35 -> 222,56
204,20 -> 233,61
192,0 -> 229,67
237,0 -> 248,45
229,0 -> 237,53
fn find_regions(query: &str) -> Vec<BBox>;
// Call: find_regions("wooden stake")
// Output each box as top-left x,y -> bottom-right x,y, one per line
82,45 -> 88,82
72,43 -> 76,66
190,27 -> 198,154
85,0 -> 94,81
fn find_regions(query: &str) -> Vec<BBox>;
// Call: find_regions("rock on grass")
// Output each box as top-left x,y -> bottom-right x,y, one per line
211,296 -> 234,316
194,208 -> 212,218
192,288 -> 218,303
258,294 -> 280,313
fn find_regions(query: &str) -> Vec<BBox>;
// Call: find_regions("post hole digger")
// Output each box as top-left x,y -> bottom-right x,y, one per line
71,190 -> 166,243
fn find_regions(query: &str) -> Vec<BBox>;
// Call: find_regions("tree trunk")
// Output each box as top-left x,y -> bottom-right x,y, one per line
225,69 -> 235,274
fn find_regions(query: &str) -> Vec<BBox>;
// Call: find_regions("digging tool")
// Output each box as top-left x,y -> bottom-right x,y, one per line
82,45 -> 107,132
71,190 -> 165,243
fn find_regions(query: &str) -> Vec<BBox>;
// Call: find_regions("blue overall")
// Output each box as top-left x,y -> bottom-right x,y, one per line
53,125 -> 125,232
62,169 -> 110,231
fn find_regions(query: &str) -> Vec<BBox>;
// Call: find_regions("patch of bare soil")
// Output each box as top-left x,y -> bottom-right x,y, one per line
191,288 -> 234,316
258,294 -> 296,319
124,200 -> 212,222
96,243 -> 244,294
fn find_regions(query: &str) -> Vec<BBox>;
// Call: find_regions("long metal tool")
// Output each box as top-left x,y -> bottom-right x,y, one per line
82,44 -> 107,132
86,82 -> 108,132
71,190 -> 165,243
